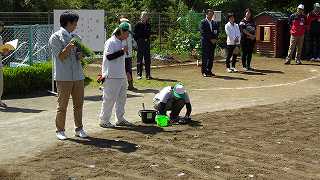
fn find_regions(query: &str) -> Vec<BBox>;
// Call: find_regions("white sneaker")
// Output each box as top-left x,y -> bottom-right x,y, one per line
137,76 -> 142,80
227,68 -> 233,73
311,58 -> 316,61
75,129 -> 89,138
99,121 -> 115,128
116,120 -> 134,126
243,67 -> 249,72
56,131 -> 68,140
231,68 -> 238,72
317,58 -> 320,61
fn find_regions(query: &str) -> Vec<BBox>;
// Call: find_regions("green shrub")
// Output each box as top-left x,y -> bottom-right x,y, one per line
3,62 -> 52,96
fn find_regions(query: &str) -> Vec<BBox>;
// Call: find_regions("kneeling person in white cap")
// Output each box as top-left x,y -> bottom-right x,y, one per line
153,84 -> 192,124
99,22 -> 133,128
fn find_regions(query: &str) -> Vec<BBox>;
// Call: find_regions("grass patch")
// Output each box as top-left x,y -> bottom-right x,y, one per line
134,78 -> 181,89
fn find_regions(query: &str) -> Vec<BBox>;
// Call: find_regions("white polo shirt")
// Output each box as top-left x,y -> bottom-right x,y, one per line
102,35 -> 126,79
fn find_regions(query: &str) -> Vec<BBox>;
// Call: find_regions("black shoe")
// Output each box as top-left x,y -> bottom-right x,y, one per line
284,60 -> 291,65
208,72 -> 216,76
296,61 -> 302,65
128,86 -> 138,91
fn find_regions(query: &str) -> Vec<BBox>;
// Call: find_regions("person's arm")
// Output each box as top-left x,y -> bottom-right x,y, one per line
225,24 -> 235,43
200,20 -> 212,40
185,103 -> 192,117
106,50 -> 125,60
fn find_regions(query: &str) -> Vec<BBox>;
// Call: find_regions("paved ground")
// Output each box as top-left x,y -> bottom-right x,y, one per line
1,57 -> 320,166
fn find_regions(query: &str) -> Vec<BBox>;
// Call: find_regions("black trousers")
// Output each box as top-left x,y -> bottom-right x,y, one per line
201,39 -> 216,74
310,34 -> 320,59
241,40 -> 255,68
154,99 -> 185,119
226,45 -> 237,69
137,38 -> 151,77
125,57 -> 133,80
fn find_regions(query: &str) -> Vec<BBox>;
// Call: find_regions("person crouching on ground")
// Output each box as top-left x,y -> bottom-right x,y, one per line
285,4 -> 306,65
153,83 -> 192,124
49,11 -> 88,140
99,22 -> 134,128
225,13 -> 241,73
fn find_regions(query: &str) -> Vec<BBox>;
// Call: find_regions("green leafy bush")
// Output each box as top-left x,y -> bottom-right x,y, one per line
3,62 -> 52,95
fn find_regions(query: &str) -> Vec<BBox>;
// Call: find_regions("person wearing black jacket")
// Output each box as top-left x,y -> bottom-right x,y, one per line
134,11 -> 152,80
200,9 -> 219,77
239,8 -> 256,71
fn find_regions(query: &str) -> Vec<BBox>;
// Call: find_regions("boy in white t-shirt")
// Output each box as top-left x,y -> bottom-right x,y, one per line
99,22 -> 134,128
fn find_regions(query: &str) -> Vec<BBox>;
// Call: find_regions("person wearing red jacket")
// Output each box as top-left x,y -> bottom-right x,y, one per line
285,4 -> 307,65
307,3 -> 320,61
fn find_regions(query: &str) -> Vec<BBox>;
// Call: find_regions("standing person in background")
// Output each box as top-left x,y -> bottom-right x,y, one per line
49,11 -> 88,140
0,21 -> 10,108
307,3 -> 320,61
240,8 -> 256,72
225,13 -> 241,73
285,4 -> 306,65
119,16 -> 137,90
99,22 -> 133,128
134,11 -> 152,80
200,9 -> 219,77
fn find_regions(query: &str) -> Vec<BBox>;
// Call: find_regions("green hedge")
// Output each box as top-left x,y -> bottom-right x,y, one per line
3,62 -> 52,96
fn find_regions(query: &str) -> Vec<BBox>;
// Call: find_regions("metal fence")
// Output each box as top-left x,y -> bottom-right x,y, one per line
0,11 -> 212,65
1,24 -> 53,66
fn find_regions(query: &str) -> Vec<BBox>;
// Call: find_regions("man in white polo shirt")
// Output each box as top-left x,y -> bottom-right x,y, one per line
99,22 -> 133,128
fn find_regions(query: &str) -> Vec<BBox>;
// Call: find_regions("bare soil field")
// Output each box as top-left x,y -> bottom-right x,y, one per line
1,94 -> 319,180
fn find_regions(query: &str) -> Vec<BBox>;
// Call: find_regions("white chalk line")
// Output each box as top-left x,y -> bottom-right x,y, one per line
192,75 -> 320,91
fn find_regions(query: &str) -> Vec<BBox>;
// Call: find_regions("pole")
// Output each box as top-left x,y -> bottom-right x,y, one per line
158,13 -> 161,50
28,25 -> 33,65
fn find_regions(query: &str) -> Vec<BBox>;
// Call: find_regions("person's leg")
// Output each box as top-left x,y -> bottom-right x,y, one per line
231,52 -> 237,68
247,41 -> 255,69
0,68 -> 5,107
241,42 -> 248,68
115,79 -> 128,123
56,81 -> 73,132
144,40 -> 151,78
286,35 -> 297,63
226,45 -> 234,69
201,40 -> 208,74
170,99 -> 185,120
316,35 -> 320,59
295,35 -> 304,63
136,39 -> 144,77
207,44 -> 215,74
0,69 -> 3,101
99,79 -> 119,124
125,57 -> 135,89
71,80 -> 84,131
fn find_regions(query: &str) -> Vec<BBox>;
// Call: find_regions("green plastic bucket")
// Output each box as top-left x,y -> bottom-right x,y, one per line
155,115 -> 169,127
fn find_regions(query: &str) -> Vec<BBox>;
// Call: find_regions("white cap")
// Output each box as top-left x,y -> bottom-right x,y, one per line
298,4 -> 304,10
315,3 -> 320,8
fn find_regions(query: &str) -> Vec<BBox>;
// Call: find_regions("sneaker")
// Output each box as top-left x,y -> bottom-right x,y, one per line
146,76 -> 153,80
243,67 -> 249,72
0,101 -> 7,108
317,58 -> 320,61
75,129 -> 89,138
231,68 -> 238,72
248,67 -> 255,71
137,76 -> 142,80
116,120 -> 134,126
296,61 -> 302,65
311,58 -> 316,61
99,122 -> 115,128
56,131 -> 68,140
284,60 -> 291,65
227,68 -> 233,73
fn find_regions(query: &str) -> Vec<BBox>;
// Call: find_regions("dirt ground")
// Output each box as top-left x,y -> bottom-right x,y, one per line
1,93 -> 319,180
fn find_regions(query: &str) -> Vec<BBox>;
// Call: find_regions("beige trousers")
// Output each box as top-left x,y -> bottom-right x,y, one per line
55,80 -> 84,132
0,69 -> 3,101
287,35 -> 304,62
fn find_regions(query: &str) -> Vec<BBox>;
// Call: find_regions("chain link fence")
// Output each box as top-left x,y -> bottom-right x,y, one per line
1,24 -> 53,66
0,11 -> 225,66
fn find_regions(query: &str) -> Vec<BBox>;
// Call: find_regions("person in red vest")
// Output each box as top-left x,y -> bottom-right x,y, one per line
307,3 -> 320,61
285,4 -> 307,65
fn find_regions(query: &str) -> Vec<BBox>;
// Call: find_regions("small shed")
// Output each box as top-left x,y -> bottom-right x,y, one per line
255,12 -> 289,58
